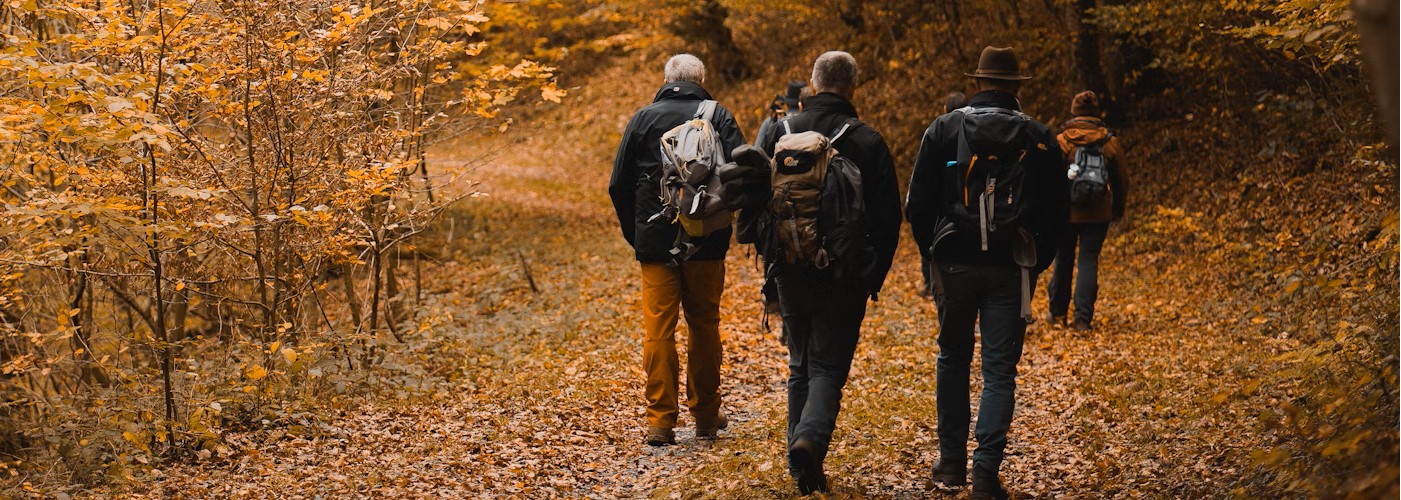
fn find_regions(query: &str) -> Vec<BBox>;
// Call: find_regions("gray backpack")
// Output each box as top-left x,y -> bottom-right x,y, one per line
650,100 -> 733,261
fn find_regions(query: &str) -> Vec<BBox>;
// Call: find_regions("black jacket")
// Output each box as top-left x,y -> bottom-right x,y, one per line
757,92 -> 903,297
609,81 -> 745,262
905,90 -> 1069,270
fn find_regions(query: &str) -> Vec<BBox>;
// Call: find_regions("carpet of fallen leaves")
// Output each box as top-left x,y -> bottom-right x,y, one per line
77,66 -> 1393,498
79,150 -> 1280,498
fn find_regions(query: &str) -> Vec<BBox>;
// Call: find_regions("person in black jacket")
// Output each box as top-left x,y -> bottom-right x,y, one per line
754,80 -> 807,147
915,91 -> 970,302
608,54 -> 745,447
755,51 -> 902,495
905,46 -> 1069,500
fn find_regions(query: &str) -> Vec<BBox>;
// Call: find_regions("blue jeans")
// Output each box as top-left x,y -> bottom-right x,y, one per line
1047,223 -> 1110,324
935,263 -> 1026,474
776,272 -> 868,466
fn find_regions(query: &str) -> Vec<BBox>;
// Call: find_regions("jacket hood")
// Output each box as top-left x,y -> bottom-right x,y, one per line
652,80 -> 713,103
1060,117 -> 1110,145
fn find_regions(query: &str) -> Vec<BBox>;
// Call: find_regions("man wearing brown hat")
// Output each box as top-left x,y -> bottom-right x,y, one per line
905,46 -> 1069,500
1047,90 -> 1128,331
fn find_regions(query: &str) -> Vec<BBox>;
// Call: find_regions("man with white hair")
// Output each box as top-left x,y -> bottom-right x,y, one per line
609,54 -> 745,447
756,50 -> 902,495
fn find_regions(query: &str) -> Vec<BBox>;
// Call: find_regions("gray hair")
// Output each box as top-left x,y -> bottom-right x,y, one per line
811,51 -> 858,96
664,54 -> 706,84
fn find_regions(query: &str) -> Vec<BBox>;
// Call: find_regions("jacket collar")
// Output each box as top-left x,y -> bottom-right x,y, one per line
1065,115 -> 1104,126
653,80 -> 713,103
1063,115 -> 1107,131
968,90 -> 1022,111
799,92 -> 859,119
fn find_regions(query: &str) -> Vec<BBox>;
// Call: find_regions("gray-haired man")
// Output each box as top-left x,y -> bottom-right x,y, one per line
609,54 -> 745,446
756,51 -> 902,495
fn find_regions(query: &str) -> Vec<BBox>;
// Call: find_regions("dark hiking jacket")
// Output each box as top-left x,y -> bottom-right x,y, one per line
1058,116 -> 1128,224
609,81 -> 745,263
905,90 -> 1069,271
755,92 -> 903,298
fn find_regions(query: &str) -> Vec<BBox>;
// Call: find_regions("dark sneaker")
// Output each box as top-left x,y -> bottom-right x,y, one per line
930,459 -> 967,487
1071,319 -> 1092,332
646,427 -> 675,446
788,438 -> 828,494
971,468 -> 1009,500
696,412 -> 729,439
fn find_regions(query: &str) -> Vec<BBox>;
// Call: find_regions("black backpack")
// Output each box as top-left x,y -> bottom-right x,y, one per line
943,106 -> 1037,251
1069,134 -> 1113,208
931,106 -> 1042,320
766,119 -> 874,283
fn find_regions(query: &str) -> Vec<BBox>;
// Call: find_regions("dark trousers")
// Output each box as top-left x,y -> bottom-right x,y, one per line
920,252 -> 935,297
776,272 -> 868,465
936,263 -> 1026,474
1047,222 -> 1109,324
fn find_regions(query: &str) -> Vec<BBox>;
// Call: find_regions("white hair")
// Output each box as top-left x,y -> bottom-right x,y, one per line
664,54 -> 706,84
811,51 -> 858,96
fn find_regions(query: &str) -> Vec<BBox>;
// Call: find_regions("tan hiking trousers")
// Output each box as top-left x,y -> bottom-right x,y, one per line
640,260 -> 725,430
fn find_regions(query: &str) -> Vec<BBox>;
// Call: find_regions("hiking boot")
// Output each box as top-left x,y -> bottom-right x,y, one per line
929,459 -> 967,487
696,411 -> 729,439
1047,312 -> 1067,328
1071,319 -> 1092,332
646,427 -> 675,446
971,468 -> 1009,500
788,438 -> 828,494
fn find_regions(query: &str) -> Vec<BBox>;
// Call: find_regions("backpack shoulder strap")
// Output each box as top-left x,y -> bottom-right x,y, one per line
830,117 -> 859,143
951,108 -> 974,208
953,108 -> 972,168
781,117 -> 793,135
695,100 -> 717,122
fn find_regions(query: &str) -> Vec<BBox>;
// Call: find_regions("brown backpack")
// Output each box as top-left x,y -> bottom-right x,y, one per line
769,120 -> 868,275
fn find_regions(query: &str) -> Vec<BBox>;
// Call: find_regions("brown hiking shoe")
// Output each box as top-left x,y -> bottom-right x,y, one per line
696,411 -> 729,439
788,438 -> 827,494
646,427 -> 675,446
1072,319 -> 1092,332
930,459 -> 967,487
971,468 -> 1009,500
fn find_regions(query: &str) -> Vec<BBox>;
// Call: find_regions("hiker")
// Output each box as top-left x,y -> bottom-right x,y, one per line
756,80 -> 808,341
607,54 -> 745,447
754,51 -> 902,495
916,91 -> 970,302
1046,90 -> 1128,331
755,80 -> 807,147
905,46 -> 1069,499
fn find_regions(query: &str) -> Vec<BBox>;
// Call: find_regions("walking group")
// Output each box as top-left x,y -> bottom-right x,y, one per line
608,45 -> 1129,498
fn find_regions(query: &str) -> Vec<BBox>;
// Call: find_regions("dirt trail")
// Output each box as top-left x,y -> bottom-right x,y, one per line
109,112 -> 1270,498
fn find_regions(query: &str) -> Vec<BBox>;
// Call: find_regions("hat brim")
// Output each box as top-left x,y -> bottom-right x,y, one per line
965,72 -> 1033,81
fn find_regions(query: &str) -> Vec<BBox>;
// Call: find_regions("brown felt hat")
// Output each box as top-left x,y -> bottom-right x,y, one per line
1071,90 -> 1101,116
965,46 -> 1032,81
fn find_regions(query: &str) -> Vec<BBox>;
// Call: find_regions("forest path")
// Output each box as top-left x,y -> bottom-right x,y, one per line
120,130 -> 1265,499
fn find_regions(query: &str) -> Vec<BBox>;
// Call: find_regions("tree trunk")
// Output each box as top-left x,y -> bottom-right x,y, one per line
1353,0 -> 1399,155
1072,0 -> 1112,117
